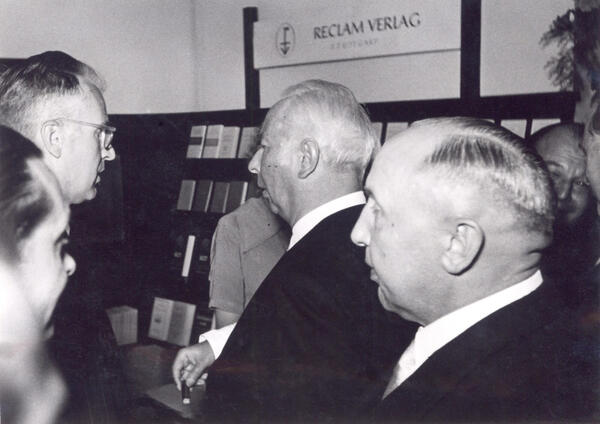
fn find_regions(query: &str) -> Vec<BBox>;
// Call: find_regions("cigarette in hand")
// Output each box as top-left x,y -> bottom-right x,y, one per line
182,383 -> 191,405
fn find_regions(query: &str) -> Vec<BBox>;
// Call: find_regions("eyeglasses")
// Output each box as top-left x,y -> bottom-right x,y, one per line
55,117 -> 116,150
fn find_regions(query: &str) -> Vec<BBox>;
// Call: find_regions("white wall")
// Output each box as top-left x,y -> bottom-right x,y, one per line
195,0 -> 460,110
194,0 -> 248,112
197,0 -> 573,111
0,0 -> 198,114
480,0 -> 572,96
0,1 -> 575,113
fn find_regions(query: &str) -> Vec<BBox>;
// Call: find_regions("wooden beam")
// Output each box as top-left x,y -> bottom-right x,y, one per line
460,0 -> 482,101
243,7 -> 260,111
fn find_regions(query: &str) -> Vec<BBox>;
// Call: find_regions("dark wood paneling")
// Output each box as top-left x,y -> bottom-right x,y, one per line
244,7 -> 260,111
461,0 -> 481,101
364,92 -> 576,123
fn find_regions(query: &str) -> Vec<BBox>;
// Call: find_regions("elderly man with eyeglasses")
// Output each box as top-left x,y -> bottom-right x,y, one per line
0,51 -> 125,424
0,51 -> 116,204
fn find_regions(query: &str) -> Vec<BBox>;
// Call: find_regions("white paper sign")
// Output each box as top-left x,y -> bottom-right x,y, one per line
254,0 -> 461,69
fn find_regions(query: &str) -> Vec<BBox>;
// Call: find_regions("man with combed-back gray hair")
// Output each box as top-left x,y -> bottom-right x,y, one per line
351,117 -> 596,421
414,117 -> 556,235
172,79 -> 415,422
272,79 -> 380,174
0,51 -> 116,204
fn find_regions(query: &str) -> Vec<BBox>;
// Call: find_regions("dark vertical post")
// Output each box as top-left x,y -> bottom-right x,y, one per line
243,7 -> 260,111
460,0 -> 481,103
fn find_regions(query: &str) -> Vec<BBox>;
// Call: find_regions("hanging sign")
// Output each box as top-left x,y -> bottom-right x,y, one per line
254,0 -> 461,69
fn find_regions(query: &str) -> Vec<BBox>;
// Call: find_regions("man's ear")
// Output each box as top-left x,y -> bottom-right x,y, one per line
298,138 -> 319,179
441,220 -> 483,275
40,120 -> 63,158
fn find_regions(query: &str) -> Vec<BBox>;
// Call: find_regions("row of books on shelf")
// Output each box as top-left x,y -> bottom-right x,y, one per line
372,118 -> 560,141
497,118 -> 560,138
176,178 -> 261,214
186,125 -> 259,159
107,298 -> 211,348
187,118 -> 559,161
184,121 -> 413,160
185,122 -> 407,160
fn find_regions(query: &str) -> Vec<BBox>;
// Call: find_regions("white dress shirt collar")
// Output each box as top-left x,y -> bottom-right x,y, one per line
384,271 -> 543,395
288,191 -> 365,250
413,270 -> 543,366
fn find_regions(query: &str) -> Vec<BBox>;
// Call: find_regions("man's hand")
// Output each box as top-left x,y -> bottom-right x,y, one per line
172,341 -> 215,390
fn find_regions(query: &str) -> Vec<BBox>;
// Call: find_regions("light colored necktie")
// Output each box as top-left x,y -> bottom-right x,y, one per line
382,338 -> 417,399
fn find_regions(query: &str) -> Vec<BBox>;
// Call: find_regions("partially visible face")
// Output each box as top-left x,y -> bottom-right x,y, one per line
247,115 -> 296,223
17,159 -> 76,331
351,129 -> 444,324
58,85 -> 116,204
536,128 -> 591,226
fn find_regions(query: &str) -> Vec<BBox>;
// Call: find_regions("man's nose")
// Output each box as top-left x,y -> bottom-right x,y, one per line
64,253 -> 76,277
248,149 -> 262,174
553,178 -> 571,201
103,146 -> 116,161
351,208 -> 371,247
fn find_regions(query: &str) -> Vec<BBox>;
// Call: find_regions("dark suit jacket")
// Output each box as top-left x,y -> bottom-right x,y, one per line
206,205 -> 416,423
373,283 -> 599,423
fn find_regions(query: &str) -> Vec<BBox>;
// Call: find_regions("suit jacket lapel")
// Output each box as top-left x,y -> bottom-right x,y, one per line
381,284 -> 559,419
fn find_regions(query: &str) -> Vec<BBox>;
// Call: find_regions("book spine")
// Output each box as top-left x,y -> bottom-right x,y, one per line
181,235 -> 196,277
148,297 -> 174,342
240,181 -> 249,204
237,127 -> 259,159
204,181 -> 214,212
176,180 -> 196,211
202,125 -> 223,158
217,126 -> 241,158
192,180 -> 214,212
221,182 -> 231,213
166,301 -> 197,347
372,122 -> 383,143
187,125 -> 207,159
209,181 -> 229,213
500,119 -> 527,137
383,122 -> 408,141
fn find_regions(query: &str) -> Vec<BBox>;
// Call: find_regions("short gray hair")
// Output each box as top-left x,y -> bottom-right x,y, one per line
0,51 -> 105,139
413,117 -> 556,236
261,79 -> 379,176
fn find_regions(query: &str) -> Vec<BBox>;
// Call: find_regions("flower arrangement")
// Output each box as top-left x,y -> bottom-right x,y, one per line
541,0 -> 600,94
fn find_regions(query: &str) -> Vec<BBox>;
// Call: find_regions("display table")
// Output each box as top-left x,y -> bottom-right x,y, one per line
122,343 -> 205,422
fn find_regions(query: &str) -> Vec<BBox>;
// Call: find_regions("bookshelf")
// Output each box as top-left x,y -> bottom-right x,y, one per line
107,111 -> 267,342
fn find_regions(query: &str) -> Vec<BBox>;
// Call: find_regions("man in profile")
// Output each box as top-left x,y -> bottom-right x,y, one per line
351,117 -> 597,421
0,51 -> 124,423
0,51 -> 116,204
173,79 -> 415,422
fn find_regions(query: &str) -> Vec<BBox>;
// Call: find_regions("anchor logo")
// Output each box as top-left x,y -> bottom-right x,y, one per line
276,23 -> 295,57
